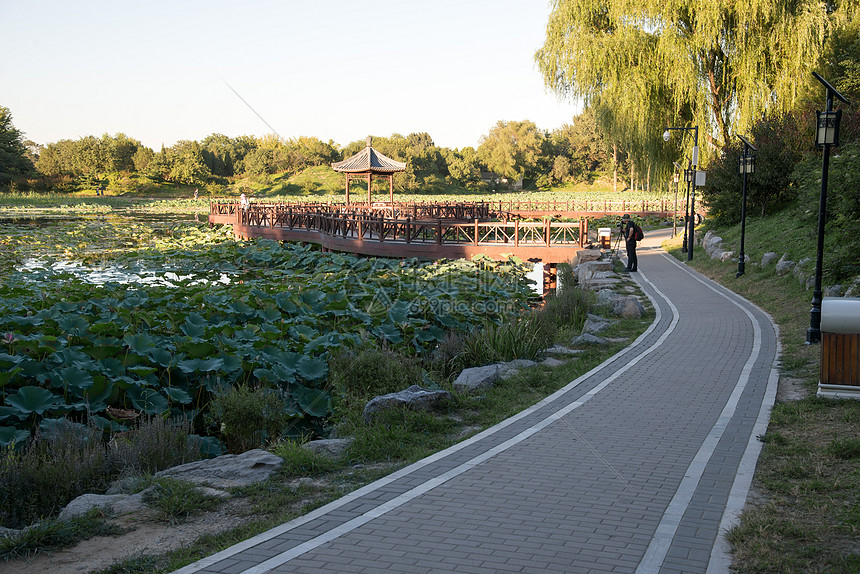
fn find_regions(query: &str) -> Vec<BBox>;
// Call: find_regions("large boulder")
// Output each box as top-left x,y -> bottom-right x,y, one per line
612,296 -> 645,319
58,491 -> 150,521
155,449 -> 283,489
363,385 -> 452,422
761,252 -> 779,266
582,313 -> 614,334
302,438 -> 354,459
572,333 -> 608,346
775,255 -> 796,275
453,365 -> 505,393
568,248 -> 603,268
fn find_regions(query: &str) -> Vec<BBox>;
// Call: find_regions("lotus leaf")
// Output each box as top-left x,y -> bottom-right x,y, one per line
83,344 -> 123,360
127,387 -> 169,415
190,434 -> 224,458
89,414 -> 129,432
296,356 -> 328,382
6,386 -> 62,416
292,385 -> 331,417
181,322 -> 206,338
124,333 -> 156,354
0,426 -> 31,448
57,315 -> 90,336
177,357 -> 224,373
164,387 -> 193,404
148,347 -> 174,367
59,366 -> 95,392
179,341 -> 217,358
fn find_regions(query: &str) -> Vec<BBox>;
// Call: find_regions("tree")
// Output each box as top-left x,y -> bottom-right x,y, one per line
0,106 -> 35,185
536,0 -> 847,169
477,120 -> 544,183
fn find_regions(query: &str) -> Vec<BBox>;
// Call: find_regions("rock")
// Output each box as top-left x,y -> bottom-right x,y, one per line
719,251 -> 735,262
106,475 -> 149,495
453,365 -> 504,393
825,285 -> 844,297
542,345 -> 584,356
845,277 -> 860,297
612,296 -> 645,319
58,492 -> 148,522
596,289 -> 622,306
582,313 -> 613,334
302,438 -> 354,459
575,260 -> 613,285
363,385 -> 453,421
775,255 -> 796,275
0,526 -> 20,539
540,357 -> 565,368
806,276 -> 816,291
703,233 -> 723,257
568,248 -> 602,268
709,248 -> 725,260
761,252 -> 779,266
155,449 -> 283,489
504,359 -> 539,370
572,333 -> 608,346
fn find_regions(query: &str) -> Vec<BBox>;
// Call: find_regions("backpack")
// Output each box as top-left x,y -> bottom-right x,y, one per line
634,223 -> 644,241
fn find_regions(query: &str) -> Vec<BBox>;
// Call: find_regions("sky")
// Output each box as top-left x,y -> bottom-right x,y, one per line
1,0 -> 583,152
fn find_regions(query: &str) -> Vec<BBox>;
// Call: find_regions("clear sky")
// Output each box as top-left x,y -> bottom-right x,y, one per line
1,0 -> 582,152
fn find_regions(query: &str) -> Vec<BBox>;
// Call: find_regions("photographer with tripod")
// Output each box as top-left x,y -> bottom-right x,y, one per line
620,214 -> 641,272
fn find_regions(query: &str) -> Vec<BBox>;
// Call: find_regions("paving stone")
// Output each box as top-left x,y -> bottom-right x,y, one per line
173,230 -> 778,574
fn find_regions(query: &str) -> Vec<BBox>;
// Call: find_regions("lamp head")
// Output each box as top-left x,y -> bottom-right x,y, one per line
663,130 -> 671,142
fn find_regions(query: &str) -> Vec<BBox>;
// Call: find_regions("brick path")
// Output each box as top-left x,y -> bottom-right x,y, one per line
174,229 -> 780,574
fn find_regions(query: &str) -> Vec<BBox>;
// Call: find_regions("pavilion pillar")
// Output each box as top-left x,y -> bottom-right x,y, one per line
367,174 -> 372,203
389,174 -> 393,204
345,175 -> 350,205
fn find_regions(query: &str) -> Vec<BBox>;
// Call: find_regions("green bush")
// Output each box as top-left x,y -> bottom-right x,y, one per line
0,424 -> 112,529
328,347 -> 425,405
455,311 -> 555,370
109,416 -> 202,475
205,386 -> 296,453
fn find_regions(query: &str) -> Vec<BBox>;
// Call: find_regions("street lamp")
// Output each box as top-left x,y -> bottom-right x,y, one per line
736,135 -> 757,278
672,161 -> 682,238
807,72 -> 850,344
664,125 -> 699,260
682,164 -> 694,252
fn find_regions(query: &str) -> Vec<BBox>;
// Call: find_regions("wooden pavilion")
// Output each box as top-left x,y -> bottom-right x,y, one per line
331,137 -> 406,204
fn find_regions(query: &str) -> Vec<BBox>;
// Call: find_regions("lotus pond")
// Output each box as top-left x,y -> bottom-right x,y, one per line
0,207 -> 537,452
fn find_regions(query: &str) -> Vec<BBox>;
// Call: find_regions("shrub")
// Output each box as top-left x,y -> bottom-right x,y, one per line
328,347 -> 425,405
205,385 -> 296,453
454,311 -> 555,370
109,416 -> 202,475
0,424 -> 112,529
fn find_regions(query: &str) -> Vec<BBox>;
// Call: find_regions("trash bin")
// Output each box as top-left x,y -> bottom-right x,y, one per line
819,297 -> 860,399
598,227 -> 611,249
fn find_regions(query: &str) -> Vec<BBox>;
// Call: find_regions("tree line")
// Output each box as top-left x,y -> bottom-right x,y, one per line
0,107 -> 636,194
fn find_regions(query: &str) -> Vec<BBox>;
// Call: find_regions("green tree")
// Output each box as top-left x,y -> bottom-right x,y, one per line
0,106 -> 35,185
536,0 -> 848,169
165,140 -> 212,185
477,120 -> 544,183
444,146 -> 483,188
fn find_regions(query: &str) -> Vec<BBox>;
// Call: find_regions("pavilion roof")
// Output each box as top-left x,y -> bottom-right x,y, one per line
331,140 -> 406,174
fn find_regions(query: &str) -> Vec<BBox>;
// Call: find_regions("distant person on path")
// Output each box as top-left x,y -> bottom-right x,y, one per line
193,188 -> 199,199
622,213 -> 638,272
240,193 -> 249,209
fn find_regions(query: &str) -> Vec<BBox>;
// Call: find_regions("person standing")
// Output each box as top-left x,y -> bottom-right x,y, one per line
622,214 -> 638,272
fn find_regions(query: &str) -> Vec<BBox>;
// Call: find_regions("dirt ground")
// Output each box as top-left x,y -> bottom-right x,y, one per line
0,499 -> 253,574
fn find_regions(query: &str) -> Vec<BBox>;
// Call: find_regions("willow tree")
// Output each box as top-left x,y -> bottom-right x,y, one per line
536,0 -> 842,169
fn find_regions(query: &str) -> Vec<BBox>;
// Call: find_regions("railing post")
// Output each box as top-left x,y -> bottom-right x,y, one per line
545,219 -> 551,247
437,220 -> 442,245
406,217 -> 411,243
474,219 -> 479,245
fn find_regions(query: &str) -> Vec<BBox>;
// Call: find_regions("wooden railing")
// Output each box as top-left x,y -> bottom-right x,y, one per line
235,206 -> 586,248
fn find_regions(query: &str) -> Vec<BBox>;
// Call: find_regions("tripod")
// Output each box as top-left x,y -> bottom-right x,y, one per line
611,226 -> 625,266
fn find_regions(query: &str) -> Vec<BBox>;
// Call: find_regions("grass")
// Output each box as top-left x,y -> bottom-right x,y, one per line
83,281 -> 653,574
664,223 -> 860,573
0,509 -> 125,561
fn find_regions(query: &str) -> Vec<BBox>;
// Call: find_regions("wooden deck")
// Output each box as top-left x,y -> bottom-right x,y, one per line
209,201 -> 597,265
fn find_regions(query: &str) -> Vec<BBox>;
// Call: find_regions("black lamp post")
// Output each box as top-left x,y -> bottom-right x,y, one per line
664,125 -> 699,260
736,135 -> 757,278
682,164 -> 693,252
672,161 -> 682,238
807,72 -> 850,344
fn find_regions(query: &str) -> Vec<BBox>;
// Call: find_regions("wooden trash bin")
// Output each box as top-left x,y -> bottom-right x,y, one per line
819,297 -> 860,399
598,227 -> 611,249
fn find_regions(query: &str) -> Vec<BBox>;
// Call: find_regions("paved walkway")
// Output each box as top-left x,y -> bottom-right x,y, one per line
174,229 -> 780,574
